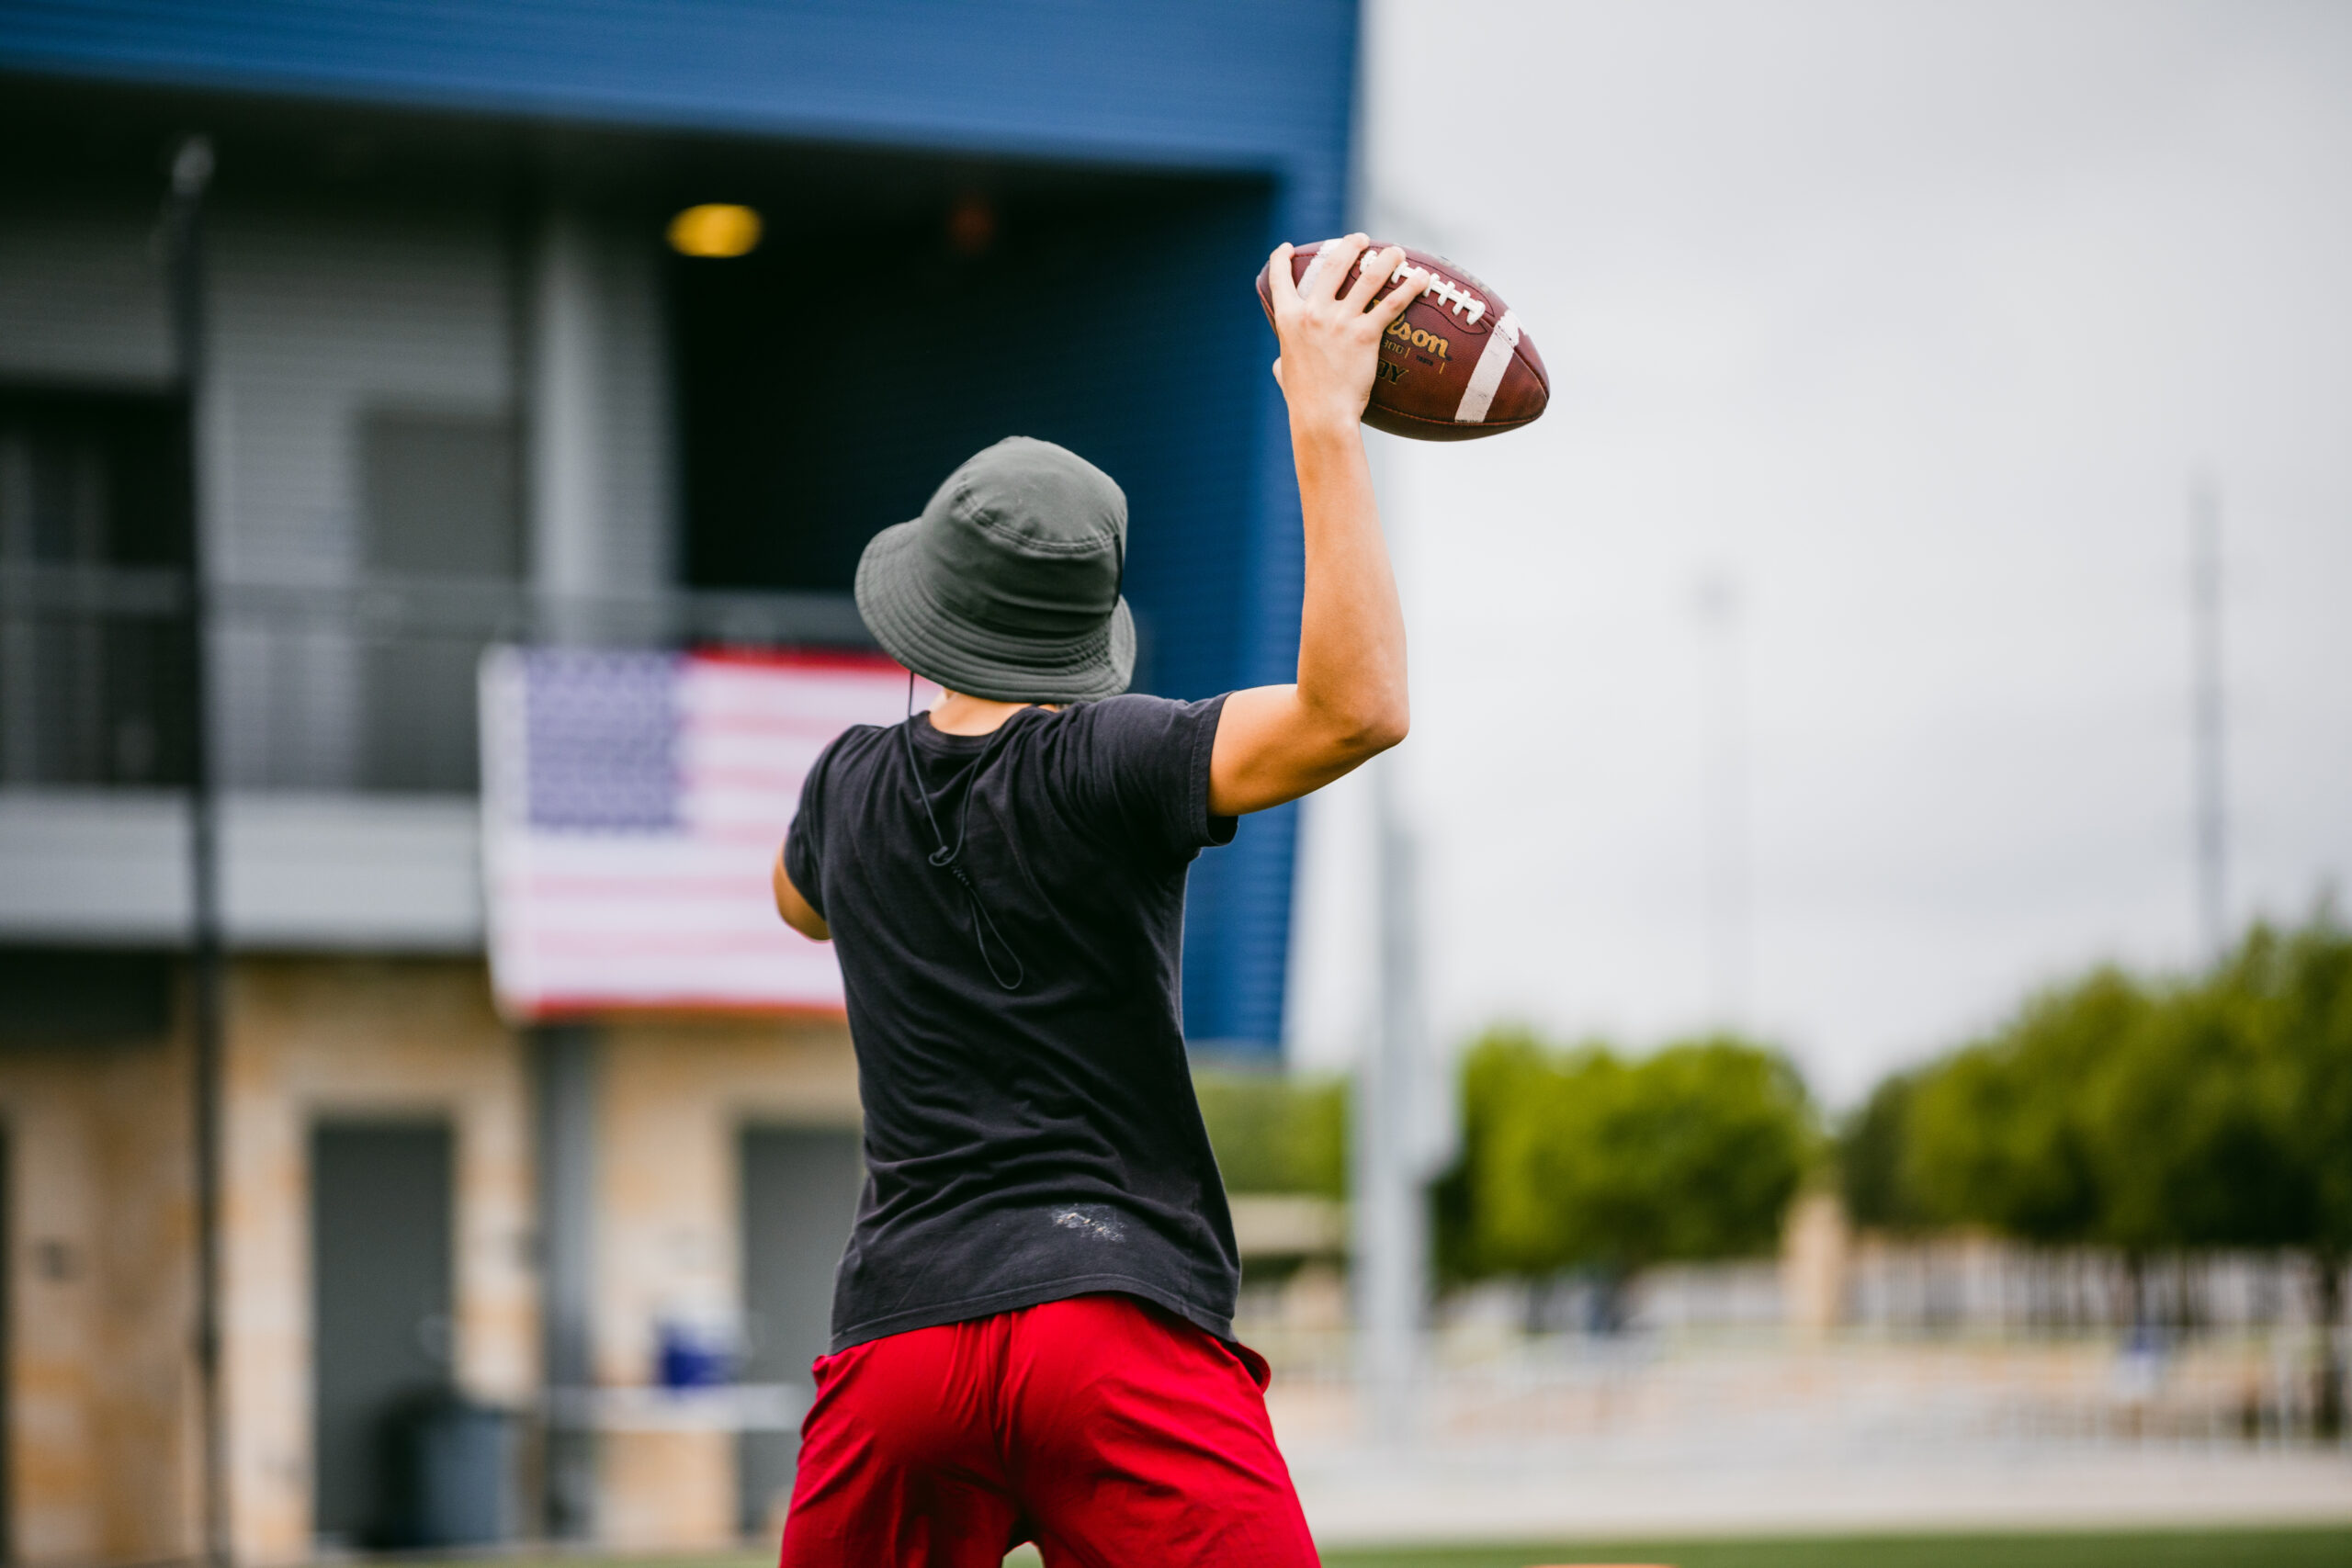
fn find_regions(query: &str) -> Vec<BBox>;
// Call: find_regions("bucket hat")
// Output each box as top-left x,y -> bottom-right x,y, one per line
854,436 -> 1136,703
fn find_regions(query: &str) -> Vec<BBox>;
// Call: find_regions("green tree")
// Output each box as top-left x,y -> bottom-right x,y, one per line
1433,1027 -> 1549,1278
2083,940 -> 2305,1257
2262,914 -> 2352,1436
1442,1031 -> 1815,1282
1903,968 -> 2142,1245
1838,1070 -> 1929,1234
1193,1069 -> 1348,1198
1853,911 -> 2352,1430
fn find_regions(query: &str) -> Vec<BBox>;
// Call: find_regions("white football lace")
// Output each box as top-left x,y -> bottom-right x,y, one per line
1383,258 -> 1487,325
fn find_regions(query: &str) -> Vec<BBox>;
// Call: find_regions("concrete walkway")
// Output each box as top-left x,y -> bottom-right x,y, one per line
1287,1439 -> 2352,1546
1261,1337 -> 2352,1546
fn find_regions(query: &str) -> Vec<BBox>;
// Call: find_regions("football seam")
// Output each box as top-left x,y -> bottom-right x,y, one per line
1511,340 -> 1551,395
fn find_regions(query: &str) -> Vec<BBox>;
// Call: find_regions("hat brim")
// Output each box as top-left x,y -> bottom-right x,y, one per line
854,518 -> 1136,703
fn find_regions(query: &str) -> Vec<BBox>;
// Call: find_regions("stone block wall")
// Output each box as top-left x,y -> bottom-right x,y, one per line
3,959 -> 858,1562
592,1015 -> 859,1547
1,1025 -> 198,1564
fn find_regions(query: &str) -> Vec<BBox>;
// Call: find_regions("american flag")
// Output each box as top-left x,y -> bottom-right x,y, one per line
479,646 -> 933,1019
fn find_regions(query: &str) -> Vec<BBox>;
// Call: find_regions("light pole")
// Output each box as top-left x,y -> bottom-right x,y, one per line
165,130 -> 230,1568
2188,477 -> 2227,964
1345,421 -> 1454,1444
1352,754 -> 1432,1441
1694,569 -> 1749,1032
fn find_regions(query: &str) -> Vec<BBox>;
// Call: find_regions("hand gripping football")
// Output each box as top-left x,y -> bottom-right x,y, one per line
1256,240 -> 1550,441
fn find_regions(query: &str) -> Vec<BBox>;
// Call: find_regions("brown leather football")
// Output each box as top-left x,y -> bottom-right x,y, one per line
1255,240 -> 1549,441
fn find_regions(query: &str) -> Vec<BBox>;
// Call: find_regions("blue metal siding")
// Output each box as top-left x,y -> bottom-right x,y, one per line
0,2 -> 1352,212
0,0 -> 1357,1051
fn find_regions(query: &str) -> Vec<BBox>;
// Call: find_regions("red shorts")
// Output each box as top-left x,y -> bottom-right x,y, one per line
775,1293 -> 1317,1567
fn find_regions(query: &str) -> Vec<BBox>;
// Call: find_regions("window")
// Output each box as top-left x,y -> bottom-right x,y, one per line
0,387 -> 193,787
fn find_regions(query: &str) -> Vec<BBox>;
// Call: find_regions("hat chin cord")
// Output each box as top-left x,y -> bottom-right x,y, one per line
900,670 -> 1026,991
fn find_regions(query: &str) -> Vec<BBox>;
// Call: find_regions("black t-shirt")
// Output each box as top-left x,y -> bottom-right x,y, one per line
783,694 -> 1241,1352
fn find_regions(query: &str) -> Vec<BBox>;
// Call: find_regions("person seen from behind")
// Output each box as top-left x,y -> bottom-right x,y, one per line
771,235 -> 1427,1566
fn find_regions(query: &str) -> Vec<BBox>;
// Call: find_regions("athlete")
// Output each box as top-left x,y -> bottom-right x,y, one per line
770,235 -> 1425,1565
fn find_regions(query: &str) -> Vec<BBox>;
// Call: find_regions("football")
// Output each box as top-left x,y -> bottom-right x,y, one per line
1255,240 -> 1549,441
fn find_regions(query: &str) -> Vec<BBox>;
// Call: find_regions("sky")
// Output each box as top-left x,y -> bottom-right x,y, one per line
1284,0 -> 2352,1105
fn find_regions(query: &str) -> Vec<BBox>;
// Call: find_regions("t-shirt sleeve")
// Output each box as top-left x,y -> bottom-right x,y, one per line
782,739 -> 833,921
1065,693 -> 1238,862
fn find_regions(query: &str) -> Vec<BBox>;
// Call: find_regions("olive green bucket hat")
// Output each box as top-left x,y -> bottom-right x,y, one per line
854,436 -> 1136,703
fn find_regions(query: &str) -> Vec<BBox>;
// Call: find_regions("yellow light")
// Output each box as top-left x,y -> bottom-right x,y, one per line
668,204 -> 762,258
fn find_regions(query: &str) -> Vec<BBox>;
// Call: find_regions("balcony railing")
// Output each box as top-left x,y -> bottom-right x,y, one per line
0,563 -> 869,795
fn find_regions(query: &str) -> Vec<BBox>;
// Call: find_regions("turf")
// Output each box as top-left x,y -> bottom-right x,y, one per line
450,1526 -> 2352,1568
1310,1526 -> 2352,1568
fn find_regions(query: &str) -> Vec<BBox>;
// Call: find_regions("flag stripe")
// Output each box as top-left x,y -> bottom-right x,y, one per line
481,647 -> 921,1022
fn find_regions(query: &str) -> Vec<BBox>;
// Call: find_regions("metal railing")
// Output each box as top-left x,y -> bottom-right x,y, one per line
0,563 -> 870,795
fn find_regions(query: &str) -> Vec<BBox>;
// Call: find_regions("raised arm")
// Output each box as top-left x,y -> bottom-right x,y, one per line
1208,235 -> 1423,818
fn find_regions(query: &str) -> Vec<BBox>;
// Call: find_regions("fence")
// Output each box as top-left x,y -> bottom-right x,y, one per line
1231,1242 -> 2349,1452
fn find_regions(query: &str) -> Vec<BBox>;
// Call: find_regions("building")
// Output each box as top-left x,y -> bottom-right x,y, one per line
0,2 -> 1360,1558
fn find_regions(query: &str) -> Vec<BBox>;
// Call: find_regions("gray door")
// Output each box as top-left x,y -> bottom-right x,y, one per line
356,409 -> 519,791
311,1120 -> 455,1547
739,1124 -> 864,1534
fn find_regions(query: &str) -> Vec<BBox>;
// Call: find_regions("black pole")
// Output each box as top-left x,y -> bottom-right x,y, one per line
165,131 -> 229,1568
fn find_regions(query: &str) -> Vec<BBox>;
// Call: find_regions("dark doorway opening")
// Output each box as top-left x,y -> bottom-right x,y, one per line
672,170 -> 1275,701
0,946 -> 174,1041
738,1122 -> 864,1537
310,1120 -> 455,1549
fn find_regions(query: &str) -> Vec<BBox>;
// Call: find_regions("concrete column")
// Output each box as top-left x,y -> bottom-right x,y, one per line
533,1024 -> 598,1538
525,202 -> 675,641
527,208 -> 606,635
1781,1190 -> 1851,1341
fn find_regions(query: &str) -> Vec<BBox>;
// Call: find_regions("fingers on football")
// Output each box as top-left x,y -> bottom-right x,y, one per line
1267,243 -> 1300,314
1321,234 -> 1374,305
1342,242 -> 1401,315
1294,242 -> 1337,308
1376,263 -> 1428,327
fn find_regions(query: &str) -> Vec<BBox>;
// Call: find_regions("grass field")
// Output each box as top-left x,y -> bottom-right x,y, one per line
475,1527 -> 2352,1568
1306,1527 -> 2352,1568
